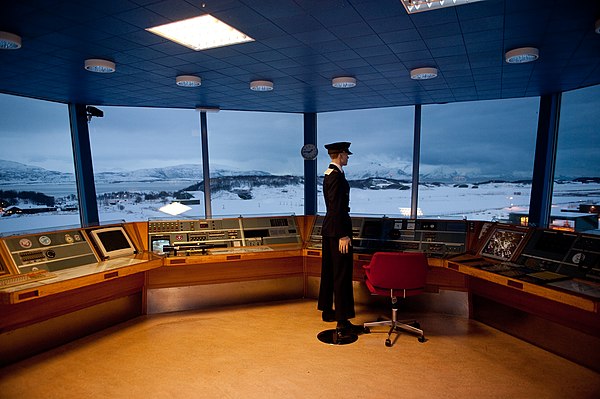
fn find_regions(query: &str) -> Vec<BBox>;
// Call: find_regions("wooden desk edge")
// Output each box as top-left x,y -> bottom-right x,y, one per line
445,260 -> 598,313
0,257 -> 162,304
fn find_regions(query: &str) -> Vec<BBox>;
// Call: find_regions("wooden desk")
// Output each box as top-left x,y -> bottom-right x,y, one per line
148,245 -> 304,289
446,260 -> 598,313
0,252 -> 162,304
444,254 -> 600,372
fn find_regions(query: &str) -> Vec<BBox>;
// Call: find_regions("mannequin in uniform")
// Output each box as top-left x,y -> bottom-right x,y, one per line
317,141 -> 364,335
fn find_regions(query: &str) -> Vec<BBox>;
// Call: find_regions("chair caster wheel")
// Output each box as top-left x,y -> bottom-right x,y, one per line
385,339 -> 392,347
364,327 -> 370,334
418,336 -> 426,343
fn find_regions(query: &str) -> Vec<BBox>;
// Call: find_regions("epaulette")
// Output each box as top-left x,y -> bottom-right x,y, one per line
324,168 -> 337,175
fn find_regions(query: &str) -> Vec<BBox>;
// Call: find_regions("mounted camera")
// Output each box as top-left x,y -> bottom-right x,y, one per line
86,106 -> 104,122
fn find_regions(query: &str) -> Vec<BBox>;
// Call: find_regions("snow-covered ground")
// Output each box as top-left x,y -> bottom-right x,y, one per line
1,181 -> 598,235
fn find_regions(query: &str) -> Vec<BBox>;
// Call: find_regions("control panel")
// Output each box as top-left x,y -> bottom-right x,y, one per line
306,216 -> 467,257
516,229 -> 600,283
1,229 -> 99,273
375,218 -> 467,256
451,223 -> 600,297
241,216 -> 301,246
306,215 -> 324,249
149,216 -> 301,256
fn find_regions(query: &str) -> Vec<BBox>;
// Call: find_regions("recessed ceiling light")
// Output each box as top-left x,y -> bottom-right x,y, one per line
176,75 -> 201,87
410,67 -> 438,80
332,77 -> 357,88
0,31 -> 22,50
84,59 -> 116,73
250,80 -> 273,91
505,47 -> 539,64
147,14 -> 254,51
400,0 -> 484,14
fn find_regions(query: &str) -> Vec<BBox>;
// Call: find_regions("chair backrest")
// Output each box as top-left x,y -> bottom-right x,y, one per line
366,252 -> 428,294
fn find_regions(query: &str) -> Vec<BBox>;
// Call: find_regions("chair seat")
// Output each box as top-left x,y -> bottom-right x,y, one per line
362,251 -> 429,346
364,274 -> 425,298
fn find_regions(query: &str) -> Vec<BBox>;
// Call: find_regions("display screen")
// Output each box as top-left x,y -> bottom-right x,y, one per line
480,227 -> 527,261
446,221 -> 467,232
522,230 -> 576,261
573,236 -> 600,252
244,229 -> 269,238
566,250 -> 600,269
151,237 -> 170,254
361,220 -> 383,239
90,226 -> 136,259
97,230 -> 131,252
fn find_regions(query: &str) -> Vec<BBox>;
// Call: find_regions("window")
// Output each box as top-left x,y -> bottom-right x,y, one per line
88,106 -> 204,222
554,84 -> 600,233
206,111 -> 303,217
0,94 -> 79,234
318,107 -> 414,216
420,98 -> 539,222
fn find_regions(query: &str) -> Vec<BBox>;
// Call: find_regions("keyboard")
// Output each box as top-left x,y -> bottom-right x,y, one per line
0,270 -> 57,289
208,246 -> 274,255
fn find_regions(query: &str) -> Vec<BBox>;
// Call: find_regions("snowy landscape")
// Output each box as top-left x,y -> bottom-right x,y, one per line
1,159 -> 599,235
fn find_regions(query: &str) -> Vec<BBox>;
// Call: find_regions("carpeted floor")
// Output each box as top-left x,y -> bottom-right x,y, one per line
1,299 -> 598,398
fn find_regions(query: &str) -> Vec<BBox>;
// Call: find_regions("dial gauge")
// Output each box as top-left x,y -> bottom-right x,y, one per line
38,235 -> 52,246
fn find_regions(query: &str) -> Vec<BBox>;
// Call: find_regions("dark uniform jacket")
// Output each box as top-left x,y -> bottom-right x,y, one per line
321,163 -> 352,238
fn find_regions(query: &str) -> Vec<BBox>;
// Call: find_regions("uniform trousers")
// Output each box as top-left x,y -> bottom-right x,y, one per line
317,236 -> 355,321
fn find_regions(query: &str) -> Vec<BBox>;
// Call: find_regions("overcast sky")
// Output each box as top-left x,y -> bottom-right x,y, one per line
0,84 -> 598,179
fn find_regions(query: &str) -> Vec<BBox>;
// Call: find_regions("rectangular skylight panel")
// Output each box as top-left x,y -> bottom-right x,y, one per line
400,0 -> 484,14
147,14 -> 254,51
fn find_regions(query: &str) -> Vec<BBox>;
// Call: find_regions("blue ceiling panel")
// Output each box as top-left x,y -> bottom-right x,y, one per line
0,0 -> 599,112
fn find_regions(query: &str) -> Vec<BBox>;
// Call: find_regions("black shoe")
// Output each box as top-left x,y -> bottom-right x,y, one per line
322,310 -> 335,322
336,320 -> 366,335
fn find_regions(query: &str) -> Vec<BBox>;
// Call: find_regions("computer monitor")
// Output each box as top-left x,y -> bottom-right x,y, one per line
479,226 -> 527,262
521,229 -> 576,261
150,235 -> 171,255
89,226 -> 136,260
361,219 -> 384,239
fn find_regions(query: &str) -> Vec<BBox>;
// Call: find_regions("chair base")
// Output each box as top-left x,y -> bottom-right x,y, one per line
364,309 -> 426,346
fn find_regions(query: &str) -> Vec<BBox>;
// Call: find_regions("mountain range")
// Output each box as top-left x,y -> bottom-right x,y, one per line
0,159 -> 269,185
0,159 -> 591,187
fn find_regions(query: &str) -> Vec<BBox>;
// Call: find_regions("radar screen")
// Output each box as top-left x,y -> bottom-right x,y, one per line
480,227 -> 527,262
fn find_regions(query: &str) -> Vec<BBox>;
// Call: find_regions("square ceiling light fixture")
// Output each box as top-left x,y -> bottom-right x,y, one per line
147,14 -> 254,51
400,0 -> 484,14
159,202 -> 192,216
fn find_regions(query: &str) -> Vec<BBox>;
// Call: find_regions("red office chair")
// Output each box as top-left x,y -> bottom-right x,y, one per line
363,252 -> 428,346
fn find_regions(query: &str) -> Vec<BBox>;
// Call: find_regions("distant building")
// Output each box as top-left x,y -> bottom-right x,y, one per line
178,199 -> 201,205
2,206 -> 57,217
509,210 -> 598,233
576,204 -> 599,215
